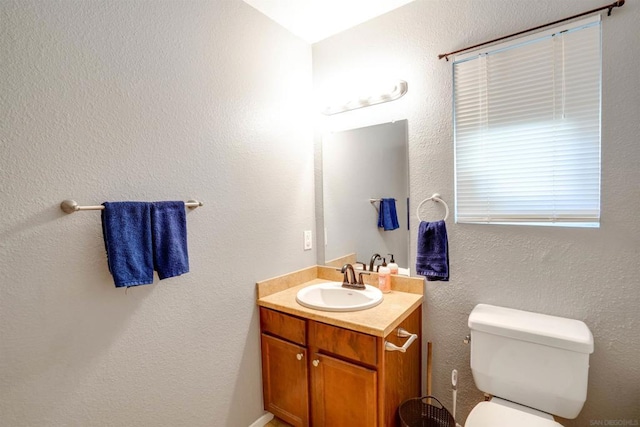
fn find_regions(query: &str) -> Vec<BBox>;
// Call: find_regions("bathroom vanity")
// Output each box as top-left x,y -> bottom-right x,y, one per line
257,266 -> 423,427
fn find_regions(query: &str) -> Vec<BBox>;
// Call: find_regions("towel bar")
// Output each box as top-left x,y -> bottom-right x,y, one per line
385,328 -> 418,352
369,198 -> 398,214
60,199 -> 203,214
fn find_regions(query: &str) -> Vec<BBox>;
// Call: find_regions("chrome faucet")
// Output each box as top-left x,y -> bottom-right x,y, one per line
341,264 -> 365,290
369,253 -> 382,272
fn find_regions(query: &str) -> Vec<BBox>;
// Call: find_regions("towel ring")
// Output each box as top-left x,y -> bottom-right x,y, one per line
416,193 -> 449,222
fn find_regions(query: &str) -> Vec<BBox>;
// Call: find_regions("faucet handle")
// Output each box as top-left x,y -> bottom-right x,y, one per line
358,271 -> 371,285
354,261 -> 367,270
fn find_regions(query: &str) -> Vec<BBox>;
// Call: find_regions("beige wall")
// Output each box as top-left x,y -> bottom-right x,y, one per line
313,0 -> 640,425
0,1 -> 314,426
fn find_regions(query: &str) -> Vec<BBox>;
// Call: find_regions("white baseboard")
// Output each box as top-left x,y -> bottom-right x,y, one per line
248,412 -> 274,427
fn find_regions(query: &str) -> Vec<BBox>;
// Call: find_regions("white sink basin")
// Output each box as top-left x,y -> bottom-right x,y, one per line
295,282 -> 383,312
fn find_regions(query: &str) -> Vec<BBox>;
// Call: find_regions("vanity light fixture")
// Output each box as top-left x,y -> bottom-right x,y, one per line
321,80 -> 408,115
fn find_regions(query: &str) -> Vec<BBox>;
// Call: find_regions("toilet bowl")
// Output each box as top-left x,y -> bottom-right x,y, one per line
465,304 -> 594,427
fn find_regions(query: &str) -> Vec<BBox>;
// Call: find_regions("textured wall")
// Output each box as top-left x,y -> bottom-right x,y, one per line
0,1 -> 314,426
313,0 -> 640,424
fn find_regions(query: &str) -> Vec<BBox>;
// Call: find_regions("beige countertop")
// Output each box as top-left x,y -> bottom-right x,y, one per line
256,266 -> 424,337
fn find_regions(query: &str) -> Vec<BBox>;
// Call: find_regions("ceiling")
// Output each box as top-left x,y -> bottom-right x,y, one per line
243,0 -> 415,44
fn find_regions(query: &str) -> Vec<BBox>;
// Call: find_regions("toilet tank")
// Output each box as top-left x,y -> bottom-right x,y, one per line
468,304 -> 594,419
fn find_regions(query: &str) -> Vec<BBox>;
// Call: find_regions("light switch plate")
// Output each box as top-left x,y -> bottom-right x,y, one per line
303,230 -> 312,250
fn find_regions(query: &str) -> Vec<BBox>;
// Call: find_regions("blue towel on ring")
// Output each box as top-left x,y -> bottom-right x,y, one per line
416,220 -> 449,281
101,202 -> 154,287
378,198 -> 399,231
151,201 -> 189,280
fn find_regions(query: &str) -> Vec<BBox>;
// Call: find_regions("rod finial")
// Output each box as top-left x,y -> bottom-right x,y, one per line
186,199 -> 203,209
608,0 -> 624,15
60,199 -> 79,214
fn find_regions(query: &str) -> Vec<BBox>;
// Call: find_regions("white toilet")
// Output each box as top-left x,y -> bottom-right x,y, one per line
465,304 -> 594,427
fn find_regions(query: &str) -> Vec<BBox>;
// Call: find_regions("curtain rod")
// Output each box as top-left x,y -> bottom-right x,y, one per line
438,0 -> 625,61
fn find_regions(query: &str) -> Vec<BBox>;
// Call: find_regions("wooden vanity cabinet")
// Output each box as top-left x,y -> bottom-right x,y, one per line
261,335 -> 309,426
310,351 -> 378,426
260,309 -> 309,427
260,305 -> 422,427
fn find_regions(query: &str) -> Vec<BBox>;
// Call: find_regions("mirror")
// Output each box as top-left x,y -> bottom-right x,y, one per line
319,120 -> 409,272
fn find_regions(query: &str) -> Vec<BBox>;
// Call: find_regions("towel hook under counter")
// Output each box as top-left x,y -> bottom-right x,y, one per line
60,199 -> 203,214
416,193 -> 449,222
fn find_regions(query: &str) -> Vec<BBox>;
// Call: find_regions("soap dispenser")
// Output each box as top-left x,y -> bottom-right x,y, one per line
387,254 -> 399,275
378,258 -> 391,293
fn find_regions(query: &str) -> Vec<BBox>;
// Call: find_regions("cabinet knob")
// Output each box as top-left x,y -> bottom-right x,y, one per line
296,353 -> 303,361
312,359 -> 319,367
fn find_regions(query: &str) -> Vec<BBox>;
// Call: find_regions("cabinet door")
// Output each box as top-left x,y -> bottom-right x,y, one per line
310,353 -> 377,427
261,334 -> 309,427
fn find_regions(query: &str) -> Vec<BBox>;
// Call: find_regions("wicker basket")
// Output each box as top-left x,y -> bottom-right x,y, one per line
399,395 -> 456,427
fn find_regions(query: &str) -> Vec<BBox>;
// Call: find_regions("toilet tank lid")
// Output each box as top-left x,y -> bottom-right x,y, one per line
468,304 -> 594,354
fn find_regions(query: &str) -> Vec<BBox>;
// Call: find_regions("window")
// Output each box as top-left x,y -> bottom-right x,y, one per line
453,16 -> 601,227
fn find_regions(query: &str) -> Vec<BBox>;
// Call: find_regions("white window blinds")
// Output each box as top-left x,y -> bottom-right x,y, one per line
453,16 -> 601,227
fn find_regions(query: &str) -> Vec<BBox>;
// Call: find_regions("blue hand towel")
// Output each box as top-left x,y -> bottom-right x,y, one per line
151,201 -> 189,280
416,220 -> 449,281
101,202 -> 154,288
378,198 -> 400,231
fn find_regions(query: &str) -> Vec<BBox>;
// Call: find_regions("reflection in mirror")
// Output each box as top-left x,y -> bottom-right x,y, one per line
320,120 -> 409,273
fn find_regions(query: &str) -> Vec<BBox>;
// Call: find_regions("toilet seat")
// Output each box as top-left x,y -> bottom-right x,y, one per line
465,398 -> 564,427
